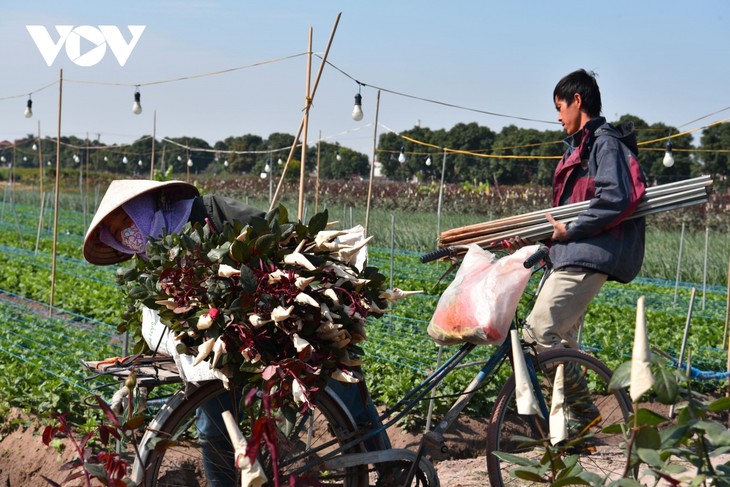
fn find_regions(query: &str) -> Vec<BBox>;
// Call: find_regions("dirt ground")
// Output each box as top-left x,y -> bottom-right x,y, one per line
1,403 -> 728,486
1,408 -> 488,486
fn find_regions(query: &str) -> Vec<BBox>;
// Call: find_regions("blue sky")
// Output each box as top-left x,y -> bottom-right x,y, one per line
1,1 -> 728,158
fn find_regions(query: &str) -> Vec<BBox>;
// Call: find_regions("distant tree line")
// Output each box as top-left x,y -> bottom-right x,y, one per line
2,114 -> 729,187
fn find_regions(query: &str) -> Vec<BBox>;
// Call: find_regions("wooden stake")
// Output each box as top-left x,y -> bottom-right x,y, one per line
315,131 -> 321,213
150,110 -> 157,179
49,68 -> 63,313
722,261 -> 730,397
270,12 -> 341,211
298,27 -> 313,221
364,89 -> 381,236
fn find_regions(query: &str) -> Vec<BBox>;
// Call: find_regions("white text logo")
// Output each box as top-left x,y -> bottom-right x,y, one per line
26,25 -> 146,67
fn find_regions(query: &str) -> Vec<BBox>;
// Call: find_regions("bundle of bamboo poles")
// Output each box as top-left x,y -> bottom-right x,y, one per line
439,175 -> 713,249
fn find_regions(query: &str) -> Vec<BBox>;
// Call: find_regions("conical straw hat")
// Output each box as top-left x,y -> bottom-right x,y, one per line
83,179 -> 199,265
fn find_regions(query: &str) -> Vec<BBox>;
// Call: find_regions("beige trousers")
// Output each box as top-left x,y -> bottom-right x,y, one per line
523,269 -> 607,352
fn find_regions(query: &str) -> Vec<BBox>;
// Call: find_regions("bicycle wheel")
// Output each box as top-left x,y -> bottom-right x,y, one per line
132,379 -> 369,486
486,347 -> 632,486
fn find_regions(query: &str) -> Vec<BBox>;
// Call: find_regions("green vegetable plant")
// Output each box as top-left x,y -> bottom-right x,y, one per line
495,352 -> 730,486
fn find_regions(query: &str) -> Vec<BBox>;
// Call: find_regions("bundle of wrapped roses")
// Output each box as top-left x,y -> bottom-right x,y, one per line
116,205 -> 415,409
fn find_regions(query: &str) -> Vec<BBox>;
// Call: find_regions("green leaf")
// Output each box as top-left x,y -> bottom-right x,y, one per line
635,425 -> 661,449
254,234 -> 276,256
84,462 -> 108,479
239,266 -> 258,295
609,361 -> 631,390
127,285 -> 149,300
513,466 -> 546,482
694,420 -> 730,446
248,216 -> 270,236
637,447 -> 663,467
491,451 -> 537,467
230,239 -> 250,262
659,424 -> 689,449
552,477 -> 590,486
307,209 -> 329,235
707,396 -> 730,413
207,241 -> 231,262
652,365 -> 679,403
635,407 -> 668,426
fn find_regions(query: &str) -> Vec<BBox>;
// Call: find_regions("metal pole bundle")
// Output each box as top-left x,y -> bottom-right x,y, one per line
439,175 -> 713,249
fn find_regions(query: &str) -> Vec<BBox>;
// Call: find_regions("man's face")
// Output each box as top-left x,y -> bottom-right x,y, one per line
554,94 -> 583,135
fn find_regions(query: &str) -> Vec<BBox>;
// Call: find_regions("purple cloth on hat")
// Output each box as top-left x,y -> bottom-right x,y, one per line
98,194 -> 195,258
123,193 -> 194,240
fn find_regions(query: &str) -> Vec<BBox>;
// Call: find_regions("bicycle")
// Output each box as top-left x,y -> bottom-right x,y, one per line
86,245 -> 633,486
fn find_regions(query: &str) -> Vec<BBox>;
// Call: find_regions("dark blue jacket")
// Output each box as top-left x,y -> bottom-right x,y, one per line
549,117 -> 646,283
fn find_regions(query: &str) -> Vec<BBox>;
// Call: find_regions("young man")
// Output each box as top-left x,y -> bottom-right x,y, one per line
515,69 -> 646,432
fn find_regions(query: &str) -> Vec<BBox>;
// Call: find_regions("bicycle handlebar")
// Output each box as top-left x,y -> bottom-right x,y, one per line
420,245 -> 550,268
523,246 -> 550,268
419,247 -> 455,263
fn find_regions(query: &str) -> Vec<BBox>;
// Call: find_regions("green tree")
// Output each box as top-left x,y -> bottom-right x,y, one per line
444,122 -> 496,183
316,142 -> 369,180
631,119 -> 695,184
699,121 -> 730,188
492,126 -> 563,185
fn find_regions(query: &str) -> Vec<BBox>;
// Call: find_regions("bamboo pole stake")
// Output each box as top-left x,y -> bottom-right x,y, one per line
49,68 -> 63,314
673,222 -> 686,306
315,131 -> 321,213
150,110 -> 157,179
270,12 -> 341,212
670,287 -> 696,418
364,89 -> 381,236
722,258 -> 730,400
298,27 -> 313,221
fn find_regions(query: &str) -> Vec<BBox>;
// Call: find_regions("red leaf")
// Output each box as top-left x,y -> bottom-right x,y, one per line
96,395 -> 122,428
41,425 -> 57,445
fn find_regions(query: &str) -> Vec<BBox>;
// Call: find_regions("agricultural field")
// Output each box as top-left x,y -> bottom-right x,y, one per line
0,176 -> 728,432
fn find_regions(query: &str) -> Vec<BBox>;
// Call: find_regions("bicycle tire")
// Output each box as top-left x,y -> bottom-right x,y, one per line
486,347 -> 633,486
132,379 -> 369,486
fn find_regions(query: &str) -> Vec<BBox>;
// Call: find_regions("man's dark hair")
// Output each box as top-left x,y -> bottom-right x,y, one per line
553,69 -> 602,118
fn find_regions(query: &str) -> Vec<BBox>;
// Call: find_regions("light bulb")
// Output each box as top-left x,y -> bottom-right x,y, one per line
264,163 -> 271,173
138,159 -> 143,166
0,156 -> 6,163
260,171 -> 268,179
223,160 -> 229,167
425,156 -> 432,166
104,156 -> 109,162
73,154 -> 80,163
122,156 -> 129,164
336,153 -> 342,161
32,144 -> 37,151
662,141 -> 674,168
351,93 -> 364,121
132,90 -> 142,115
398,147 -> 406,164
187,158 -> 193,167
24,98 -> 33,118
277,158 -> 283,165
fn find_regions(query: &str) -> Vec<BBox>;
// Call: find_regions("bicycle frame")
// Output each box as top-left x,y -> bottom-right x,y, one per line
289,322 -> 551,486
288,260 -> 556,483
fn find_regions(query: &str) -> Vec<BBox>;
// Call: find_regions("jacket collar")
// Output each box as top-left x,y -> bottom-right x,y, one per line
566,116 -> 606,151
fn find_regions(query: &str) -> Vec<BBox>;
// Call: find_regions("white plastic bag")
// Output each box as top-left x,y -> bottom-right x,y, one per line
427,244 -> 539,346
